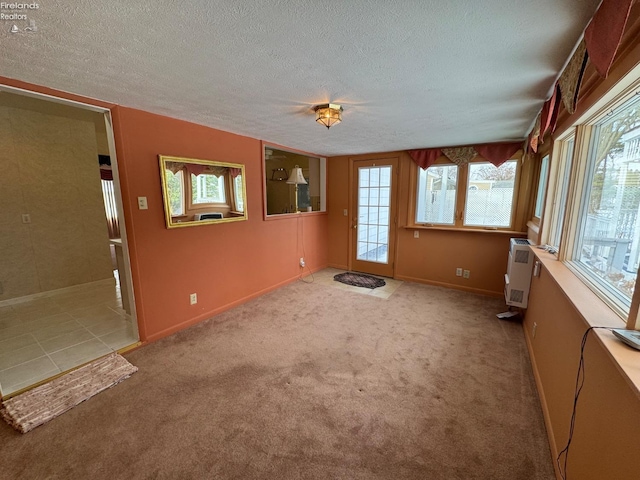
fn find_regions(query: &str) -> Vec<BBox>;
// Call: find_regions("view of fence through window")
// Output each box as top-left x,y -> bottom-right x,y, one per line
192,173 -> 225,204
357,166 -> 391,263
575,95 -> 640,304
416,165 -> 457,224
464,160 -> 517,227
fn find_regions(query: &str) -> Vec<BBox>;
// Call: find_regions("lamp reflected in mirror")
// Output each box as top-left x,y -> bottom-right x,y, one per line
286,165 -> 307,213
264,146 -> 326,216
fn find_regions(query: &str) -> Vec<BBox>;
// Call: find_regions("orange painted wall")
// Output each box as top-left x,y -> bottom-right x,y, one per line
0,75 -> 330,343
328,152 -> 518,296
524,266 -> 640,480
111,107 -> 329,342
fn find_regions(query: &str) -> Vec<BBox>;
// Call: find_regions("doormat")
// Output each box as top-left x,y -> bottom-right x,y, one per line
334,272 -> 386,289
1,353 -> 137,434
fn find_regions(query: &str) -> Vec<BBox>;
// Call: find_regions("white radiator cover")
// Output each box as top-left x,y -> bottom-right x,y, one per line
504,238 -> 534,308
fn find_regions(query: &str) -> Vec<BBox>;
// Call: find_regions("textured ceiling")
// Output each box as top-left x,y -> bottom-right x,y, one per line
1,0 -> 600,156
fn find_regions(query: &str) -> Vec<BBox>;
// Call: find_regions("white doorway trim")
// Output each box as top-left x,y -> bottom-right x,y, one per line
0,83 -> 140,340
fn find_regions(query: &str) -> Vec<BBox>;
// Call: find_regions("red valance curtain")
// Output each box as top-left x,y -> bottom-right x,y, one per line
528,0 -> 635,150
407,148 -> 441,169
166,161 -> 230,177
584,0 -> 635,78
408,141 -> 522,170
99,166 -> 113,181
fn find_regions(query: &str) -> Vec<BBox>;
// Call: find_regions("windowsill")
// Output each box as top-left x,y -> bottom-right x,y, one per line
264,211 -> 327,221
405,225 -> 526,235
533,249 -> 640,399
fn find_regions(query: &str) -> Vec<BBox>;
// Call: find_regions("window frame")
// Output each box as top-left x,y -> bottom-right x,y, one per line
164,168 -> 186,217
547,71 -> 640,322
414,162 -> 459,226
542,132 -> 575,253
408,155 -> 524,232
262,143 -> 327,218
186,171 -> 230,212
533,154 -> 550,221
232,173 -> 245,213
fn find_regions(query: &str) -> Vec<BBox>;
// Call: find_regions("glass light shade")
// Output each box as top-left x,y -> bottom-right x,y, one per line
286,166 -> 307,185
314,103 -> 343,129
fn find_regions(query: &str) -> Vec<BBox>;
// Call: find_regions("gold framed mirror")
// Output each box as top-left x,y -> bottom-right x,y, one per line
159,155 -> 247,228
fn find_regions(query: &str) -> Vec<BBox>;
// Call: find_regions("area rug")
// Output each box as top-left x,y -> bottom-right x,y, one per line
1,353 -> 137,433
334,272 -> 386,289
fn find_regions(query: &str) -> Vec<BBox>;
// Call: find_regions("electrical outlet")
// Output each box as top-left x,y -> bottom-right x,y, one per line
189,293 -> 197,305
456,268 -> 463,277
21,214 -> 31,224
532,322 -> 538,338
138,196 -> 148,210
299,257 -> 305,268
413,230 -> 419,238
463,270 -> 470,279
343,209 -> 348,216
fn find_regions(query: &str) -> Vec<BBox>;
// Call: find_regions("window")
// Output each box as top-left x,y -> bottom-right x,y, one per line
412,159 -> 520,230
233,174 -> 244,212
415,164 -> 457,225
534,155 -> 549,218
569,93 -> 640,312
464,160 -> 518,228
165,169 -> 185,216
192,173 -> 225,204
548,137 -> 574,250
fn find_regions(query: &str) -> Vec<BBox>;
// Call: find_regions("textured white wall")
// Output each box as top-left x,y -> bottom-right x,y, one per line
0,0 -> 600,156
0,106 -> 113,300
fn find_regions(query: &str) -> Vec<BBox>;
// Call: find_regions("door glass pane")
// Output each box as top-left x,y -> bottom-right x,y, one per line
357,166 -> 392,264
370,168 -> 380,187
379,187 -> 390,207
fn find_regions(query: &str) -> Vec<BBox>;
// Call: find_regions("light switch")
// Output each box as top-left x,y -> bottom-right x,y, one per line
21,214 -> 31,224
343,209 -> 348,216
137,197 -> 148,210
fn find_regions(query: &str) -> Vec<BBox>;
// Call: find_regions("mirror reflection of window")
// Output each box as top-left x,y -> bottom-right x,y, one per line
166,169 -> 185,216
234,174 -> 244,212
192,173 -> 225,204
159,156 -> 248,228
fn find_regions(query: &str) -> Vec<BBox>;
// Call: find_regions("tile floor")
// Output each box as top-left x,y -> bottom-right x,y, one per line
310,268 -> 403,299
0,277 -> 138,396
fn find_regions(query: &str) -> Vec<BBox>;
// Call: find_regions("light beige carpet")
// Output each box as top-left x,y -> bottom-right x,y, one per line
1,353 -> 137,433
0,280 -> 553,479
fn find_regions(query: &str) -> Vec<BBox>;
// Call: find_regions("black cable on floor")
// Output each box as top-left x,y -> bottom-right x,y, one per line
556,326 -> 613,480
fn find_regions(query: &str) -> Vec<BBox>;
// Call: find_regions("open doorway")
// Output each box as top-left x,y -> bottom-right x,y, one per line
0,87 -> 139,398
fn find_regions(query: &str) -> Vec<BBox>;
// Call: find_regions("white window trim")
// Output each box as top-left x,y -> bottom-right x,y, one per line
549,65 -> 640,322
411,159 -> 521,231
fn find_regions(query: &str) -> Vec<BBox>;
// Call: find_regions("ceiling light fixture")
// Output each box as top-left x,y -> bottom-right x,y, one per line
314,103 -> 343,129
